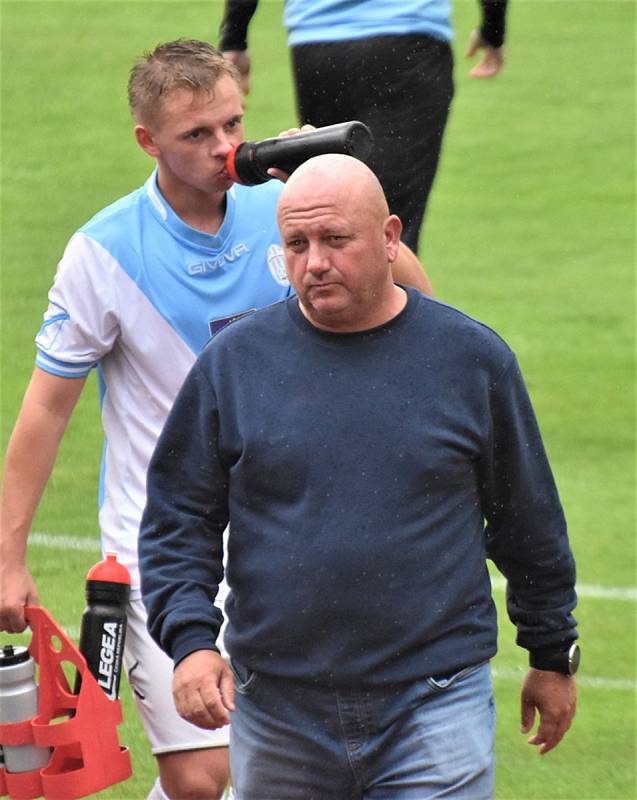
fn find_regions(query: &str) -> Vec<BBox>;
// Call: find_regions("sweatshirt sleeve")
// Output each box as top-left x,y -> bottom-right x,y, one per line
139,359 -> 229,666
219,0 -> 259,51
481,356 -> 578,652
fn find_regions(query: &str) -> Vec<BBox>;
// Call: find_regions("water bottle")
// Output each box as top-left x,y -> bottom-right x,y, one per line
0,644 -> 51,773
74,553 -> 130,701
226,121 -> 374,185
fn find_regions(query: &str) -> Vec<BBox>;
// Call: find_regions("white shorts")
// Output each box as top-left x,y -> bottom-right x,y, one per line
123,592 -> 230,754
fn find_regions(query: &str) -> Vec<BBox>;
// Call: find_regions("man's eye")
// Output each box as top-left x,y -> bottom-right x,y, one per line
189,129 -> 204,140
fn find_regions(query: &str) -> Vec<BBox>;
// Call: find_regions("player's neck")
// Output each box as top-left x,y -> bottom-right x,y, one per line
178,199 -> 227,236
157,176 -> 226,235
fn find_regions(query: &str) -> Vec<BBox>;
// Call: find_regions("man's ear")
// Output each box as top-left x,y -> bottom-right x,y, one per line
134,124 -> 160,158
384,214 -> 403,262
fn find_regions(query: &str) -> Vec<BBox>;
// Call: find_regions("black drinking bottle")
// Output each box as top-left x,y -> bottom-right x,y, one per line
74,553 -> 130,701
226,121 -> 374,185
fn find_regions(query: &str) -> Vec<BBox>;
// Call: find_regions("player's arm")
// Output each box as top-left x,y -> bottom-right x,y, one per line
391,242 -> 434,296
466,0 -> 508,78
219,0 -> 259,94
0,368 -> 86,632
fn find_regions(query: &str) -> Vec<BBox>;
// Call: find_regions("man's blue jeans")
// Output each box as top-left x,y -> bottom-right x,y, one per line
229,661 -> 495,799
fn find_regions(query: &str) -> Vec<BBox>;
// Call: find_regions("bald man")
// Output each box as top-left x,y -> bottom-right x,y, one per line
139,155 -> 578,799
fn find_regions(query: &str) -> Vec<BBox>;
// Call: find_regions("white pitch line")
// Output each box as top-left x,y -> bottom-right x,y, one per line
4,625 -> 81,641
32,531 -> 637,603
491,665 -> 635,692
20,532 -> 637,694
5,629 -> 633,692
31,531 -> 101,552
489,575 -> 636,602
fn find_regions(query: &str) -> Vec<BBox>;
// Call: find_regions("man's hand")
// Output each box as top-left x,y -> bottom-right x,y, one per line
520,668 -> 577,754
0,563 -> 38,633
222,50 -> 251,95
465,29 -> 505,78
172,649 -> 235,730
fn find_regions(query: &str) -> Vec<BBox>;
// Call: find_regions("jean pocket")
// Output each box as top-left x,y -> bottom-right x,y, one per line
426,661 -> 486,692
229,658 -> 259,696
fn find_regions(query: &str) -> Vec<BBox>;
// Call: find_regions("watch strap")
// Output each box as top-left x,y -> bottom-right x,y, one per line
530,642 -> 580,675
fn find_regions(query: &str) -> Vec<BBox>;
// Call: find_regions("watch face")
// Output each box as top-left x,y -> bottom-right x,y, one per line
568,643 -> 581,675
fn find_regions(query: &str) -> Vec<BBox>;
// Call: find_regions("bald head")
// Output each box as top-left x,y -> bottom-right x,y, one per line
278,154 -> 389,225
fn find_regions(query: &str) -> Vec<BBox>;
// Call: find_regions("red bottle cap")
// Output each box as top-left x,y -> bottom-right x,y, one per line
86,552 -> 131,584
226,144 -> 243,184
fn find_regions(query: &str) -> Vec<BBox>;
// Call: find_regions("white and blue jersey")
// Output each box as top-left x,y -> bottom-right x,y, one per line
284,0 -> 453,46
35,172 -> 290,593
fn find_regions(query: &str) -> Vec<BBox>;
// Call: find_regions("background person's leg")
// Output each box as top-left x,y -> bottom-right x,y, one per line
157,748 -> 229,800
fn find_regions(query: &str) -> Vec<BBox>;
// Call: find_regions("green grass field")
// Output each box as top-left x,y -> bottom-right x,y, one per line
1,1 -> 635,798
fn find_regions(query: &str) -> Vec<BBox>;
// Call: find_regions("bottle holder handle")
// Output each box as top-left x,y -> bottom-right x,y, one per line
0,606 -> 131,799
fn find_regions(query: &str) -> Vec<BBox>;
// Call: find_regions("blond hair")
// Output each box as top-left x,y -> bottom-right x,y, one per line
128,39 -> 240,125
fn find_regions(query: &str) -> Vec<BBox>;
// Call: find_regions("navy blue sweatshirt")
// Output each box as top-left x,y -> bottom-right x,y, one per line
139,289 -> 577,687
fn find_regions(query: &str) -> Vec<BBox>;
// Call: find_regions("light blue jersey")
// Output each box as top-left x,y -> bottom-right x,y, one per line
284,0 -> 453,46
35,172 -> 290,591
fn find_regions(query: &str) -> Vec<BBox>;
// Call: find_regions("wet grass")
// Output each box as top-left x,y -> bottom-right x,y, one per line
1,1 -> 634,797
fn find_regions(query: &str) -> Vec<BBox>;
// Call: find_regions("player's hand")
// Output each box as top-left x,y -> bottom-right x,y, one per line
173,649 -> 235,730
276,124 -> 316,138
465,29 -> 505,78
520,668 -> 577,754
222,50 -> 251,95
267,125 -> 317,182
0,562 -> 39,632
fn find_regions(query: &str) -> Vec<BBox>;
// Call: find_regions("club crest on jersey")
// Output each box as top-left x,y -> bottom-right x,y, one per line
267,244 -> 289,286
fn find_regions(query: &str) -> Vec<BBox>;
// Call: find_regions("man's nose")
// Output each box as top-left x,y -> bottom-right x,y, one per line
306,244 -> 330,274
211,132 -> 234,159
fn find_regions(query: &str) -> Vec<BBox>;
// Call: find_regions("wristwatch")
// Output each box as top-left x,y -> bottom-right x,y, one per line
530,642 -> 580,676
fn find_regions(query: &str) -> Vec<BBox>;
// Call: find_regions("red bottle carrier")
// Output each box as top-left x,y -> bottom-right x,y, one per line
0,605 -> 131,799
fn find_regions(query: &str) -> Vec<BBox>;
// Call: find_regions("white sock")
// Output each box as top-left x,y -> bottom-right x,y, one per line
147,777 -> 171,800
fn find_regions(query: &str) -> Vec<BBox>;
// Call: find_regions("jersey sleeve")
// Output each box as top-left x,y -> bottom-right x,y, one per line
35,232 -> 120,378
